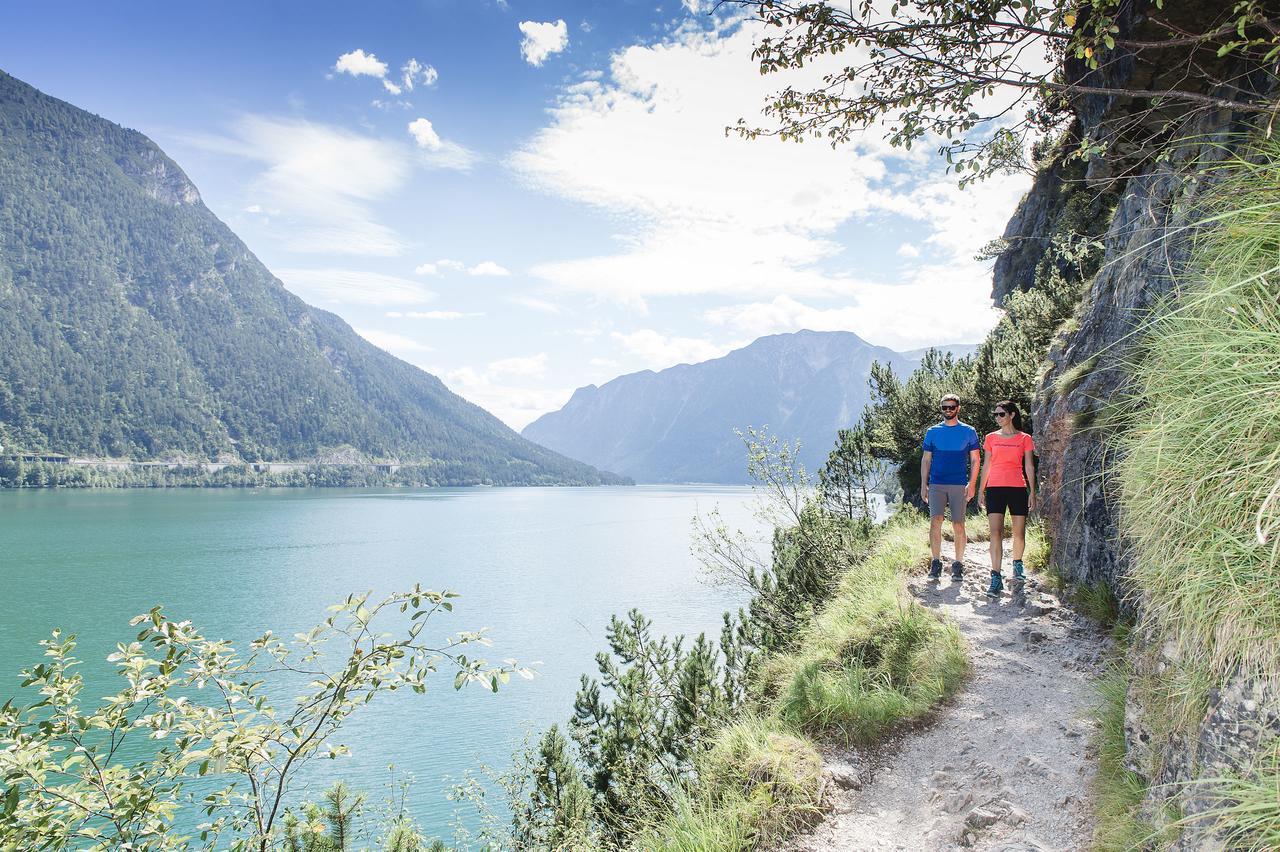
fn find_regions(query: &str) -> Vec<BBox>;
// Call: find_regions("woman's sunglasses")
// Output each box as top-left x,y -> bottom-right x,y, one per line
992,411 -> 1009,417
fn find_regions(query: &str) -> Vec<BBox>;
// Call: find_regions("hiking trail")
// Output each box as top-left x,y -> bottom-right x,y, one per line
781,537 -> 1108,851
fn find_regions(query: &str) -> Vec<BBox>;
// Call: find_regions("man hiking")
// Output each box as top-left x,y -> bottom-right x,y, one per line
920,393 -> 980,579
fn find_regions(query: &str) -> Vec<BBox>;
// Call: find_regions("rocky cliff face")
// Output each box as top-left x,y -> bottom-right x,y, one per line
993,2 -> 1279,844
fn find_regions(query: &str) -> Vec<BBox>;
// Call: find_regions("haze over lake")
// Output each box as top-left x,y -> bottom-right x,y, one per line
0,485 -> 767,836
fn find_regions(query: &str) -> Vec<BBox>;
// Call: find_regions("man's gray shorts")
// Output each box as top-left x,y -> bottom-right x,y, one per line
928,484 -> 967,520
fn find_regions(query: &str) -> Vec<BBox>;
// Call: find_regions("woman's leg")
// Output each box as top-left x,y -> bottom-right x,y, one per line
1011,514 -> 1027,561
988,512 -> 1004,573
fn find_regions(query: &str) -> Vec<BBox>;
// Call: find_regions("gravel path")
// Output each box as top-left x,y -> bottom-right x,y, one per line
781,537 -> 1108,851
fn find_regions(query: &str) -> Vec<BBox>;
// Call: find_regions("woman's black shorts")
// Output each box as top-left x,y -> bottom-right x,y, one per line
985,486 -> 1029,516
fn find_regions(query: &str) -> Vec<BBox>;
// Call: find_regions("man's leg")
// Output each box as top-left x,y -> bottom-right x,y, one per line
930,514 -> 943,560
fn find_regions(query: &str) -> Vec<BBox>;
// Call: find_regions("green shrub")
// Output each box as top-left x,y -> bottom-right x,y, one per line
761,521 -> 967,744
631,716 -> 824,852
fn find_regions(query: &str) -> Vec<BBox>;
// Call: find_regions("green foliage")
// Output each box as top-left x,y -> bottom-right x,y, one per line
1192,740 -> 1280,851
760,520 -> 967,744
568,610 -> 740,846
629,716 -> 824,851
817,411 -> 885,526
0,589 -> 529,849
0,71 -> 622,486
1091,664 -> 1157,851
730,0 -> 1278,180
511,726 -> 597,851
1115,137 -> 1280,726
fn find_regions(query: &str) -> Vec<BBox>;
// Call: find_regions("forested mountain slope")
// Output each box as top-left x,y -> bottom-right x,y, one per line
0,70 -> 622,485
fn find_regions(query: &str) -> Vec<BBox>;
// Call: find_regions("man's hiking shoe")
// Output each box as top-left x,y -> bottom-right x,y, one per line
986,571 -> 1004,596
928,558 -> 943,579
1012,559 -> 1026,580
950,560 -> 964,580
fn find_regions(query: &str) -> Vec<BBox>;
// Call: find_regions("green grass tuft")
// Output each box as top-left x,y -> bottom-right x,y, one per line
1054,353 -> 1100,397
1190,741 -> 1280,851
761,520 -> 968,745
1091,664 -> 1158,851
631,716 -> 825,851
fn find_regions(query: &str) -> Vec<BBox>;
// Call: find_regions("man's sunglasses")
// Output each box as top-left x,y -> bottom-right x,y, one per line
940,405 -> 958,411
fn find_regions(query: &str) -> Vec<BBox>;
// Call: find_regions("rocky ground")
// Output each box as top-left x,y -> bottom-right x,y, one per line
781,538 -> 1108,851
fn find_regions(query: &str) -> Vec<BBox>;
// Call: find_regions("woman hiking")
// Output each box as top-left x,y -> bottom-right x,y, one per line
977,400 -> 1036,596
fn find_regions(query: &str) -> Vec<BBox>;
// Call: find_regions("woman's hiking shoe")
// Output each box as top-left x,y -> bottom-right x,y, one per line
928,558 -> 943,579
986,571 -> 1004,596
1012,559 -> 1026,580
950,560 -> 964,579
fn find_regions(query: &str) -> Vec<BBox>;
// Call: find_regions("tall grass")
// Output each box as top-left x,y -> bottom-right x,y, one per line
1117,137 -> 1280,705
630,716 -> 825,851
1091,665 -> 1156,851
1188,742 -> 1280,851
1116,136 -> 1280,846
759,520 -> 968,744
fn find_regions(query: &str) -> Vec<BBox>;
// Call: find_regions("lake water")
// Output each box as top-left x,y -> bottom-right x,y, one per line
0,485 -> 767,841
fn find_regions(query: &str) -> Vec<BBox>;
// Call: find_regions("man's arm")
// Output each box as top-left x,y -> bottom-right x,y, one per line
965,448 -> 980,501
920,450 -> 932,503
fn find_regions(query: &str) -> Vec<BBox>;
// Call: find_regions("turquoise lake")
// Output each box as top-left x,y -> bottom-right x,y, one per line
0,485 -> 767,841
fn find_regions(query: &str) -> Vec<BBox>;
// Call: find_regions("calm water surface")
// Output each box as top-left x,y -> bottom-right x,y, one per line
0,485 -> 767,839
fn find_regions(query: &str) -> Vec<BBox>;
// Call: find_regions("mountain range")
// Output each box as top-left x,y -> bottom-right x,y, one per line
0,70 -> 624,486
523,331 -> 969,483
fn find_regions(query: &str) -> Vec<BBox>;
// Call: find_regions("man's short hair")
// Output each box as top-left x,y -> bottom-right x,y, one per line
939,393 -> 961,405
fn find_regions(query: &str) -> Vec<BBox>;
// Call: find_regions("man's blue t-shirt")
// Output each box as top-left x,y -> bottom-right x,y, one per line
923,421 -> 980,485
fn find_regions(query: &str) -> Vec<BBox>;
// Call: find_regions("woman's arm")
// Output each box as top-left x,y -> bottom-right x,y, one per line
1024,449 -> 1037,512
978,449 -> 991,507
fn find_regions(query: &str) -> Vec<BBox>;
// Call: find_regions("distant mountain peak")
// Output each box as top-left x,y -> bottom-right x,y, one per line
523,329 -> 957,484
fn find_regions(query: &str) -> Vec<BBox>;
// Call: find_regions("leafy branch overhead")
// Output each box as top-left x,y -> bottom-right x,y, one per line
727,0 -> 1280,179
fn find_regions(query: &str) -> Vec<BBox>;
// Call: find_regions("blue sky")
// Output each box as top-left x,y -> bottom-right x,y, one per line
2,0 -> 1031,428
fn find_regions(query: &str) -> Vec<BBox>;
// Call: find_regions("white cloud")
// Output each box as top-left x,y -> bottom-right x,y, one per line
382,79 -> 404,96
704,286 -> 998,351
519,20 -> 569,66
401,59 -> 439,90
439,366 -> 571,430
276,268 -> 435,307
334,49 -> 388,78
436,259 -> 466,271
509,20 -> 1029,345
356,328 -> 434,354
510,295 -> 560,313
187,115 -> 410,256
467,261 -> 511,277
610,329 -> 735,370
406,118 -> 479,170
408,117 -> 442,151
385,310 -> 484,320
245,204 -> 263,214
414,262 -> 439,276
489,352 -> 548,378
897,242 -> 920,258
